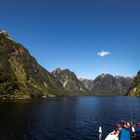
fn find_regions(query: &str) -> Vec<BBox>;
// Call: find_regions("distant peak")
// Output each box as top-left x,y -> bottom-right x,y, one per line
0,29 -> 6,32
138,71 -> 140,75
96,74 -> 114,79
100,73 -> 108,78
115,75 -> 123,78
54,68 -> 71,72
79,77 -> 93,81
55,68 -> 62,71
0,29 -> 12,40
0,29 -> 8,35
52,68 -> 62,74
100,73 -> 105,76
63,68 -> 71,72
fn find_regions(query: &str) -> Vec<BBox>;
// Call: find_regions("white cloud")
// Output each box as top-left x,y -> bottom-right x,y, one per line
97,51 -> 111,57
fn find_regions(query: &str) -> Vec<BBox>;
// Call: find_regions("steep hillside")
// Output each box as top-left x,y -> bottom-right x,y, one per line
0,30 -> 64,99
127,71 -> 140,96
52,68 -> 89,95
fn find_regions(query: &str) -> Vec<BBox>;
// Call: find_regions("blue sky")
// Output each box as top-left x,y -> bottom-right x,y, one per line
0,0 -> 140,79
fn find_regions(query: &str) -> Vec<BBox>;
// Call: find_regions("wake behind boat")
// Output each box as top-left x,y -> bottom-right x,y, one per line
99,121 -> 140,140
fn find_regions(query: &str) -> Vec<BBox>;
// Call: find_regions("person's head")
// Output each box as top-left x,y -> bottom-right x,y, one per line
124,124 -> 126,128
127,122 -> 130,126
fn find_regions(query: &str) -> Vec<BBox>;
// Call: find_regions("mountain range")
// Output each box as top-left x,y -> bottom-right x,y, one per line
0,30 -> 138,99
80,74 -> 133,96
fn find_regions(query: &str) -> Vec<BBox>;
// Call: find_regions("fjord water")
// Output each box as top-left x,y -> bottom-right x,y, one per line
0,97 -> 140,140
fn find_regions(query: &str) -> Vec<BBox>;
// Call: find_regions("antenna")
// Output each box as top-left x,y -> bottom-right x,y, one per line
131,126 -> 136,139
99,126 -> 102,140
132,127 -> 135,133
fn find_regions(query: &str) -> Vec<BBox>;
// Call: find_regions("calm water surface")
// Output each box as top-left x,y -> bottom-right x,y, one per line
0,96 -> 140,140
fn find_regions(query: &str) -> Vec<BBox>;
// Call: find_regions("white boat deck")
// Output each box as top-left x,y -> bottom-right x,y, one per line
105,132 -> 119,140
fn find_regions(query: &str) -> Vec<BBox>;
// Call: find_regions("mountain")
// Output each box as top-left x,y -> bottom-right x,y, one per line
0,30 -> 65,99
127,71 -> 140,96
80,74 -> 133,96
79,78 -> 93,90
52,68 -> 89,95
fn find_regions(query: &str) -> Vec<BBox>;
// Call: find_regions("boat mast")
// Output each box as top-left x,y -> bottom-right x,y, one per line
99,126 -> 102,140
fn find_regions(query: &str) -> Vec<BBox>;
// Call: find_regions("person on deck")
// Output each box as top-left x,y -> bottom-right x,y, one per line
113,130 -> 118,135
115,123 -> 121,130
126,122 -> 130,128
136,122 -> 140,127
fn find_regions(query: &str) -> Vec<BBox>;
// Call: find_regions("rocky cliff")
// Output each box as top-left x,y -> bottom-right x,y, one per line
52,68 -> 89,95
127,71 -> 140,96
79,78 -> 93,90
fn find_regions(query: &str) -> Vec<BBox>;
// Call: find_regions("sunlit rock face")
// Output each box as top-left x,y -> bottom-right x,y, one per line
52,68 -> 89,95
127,71 -> 140,96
